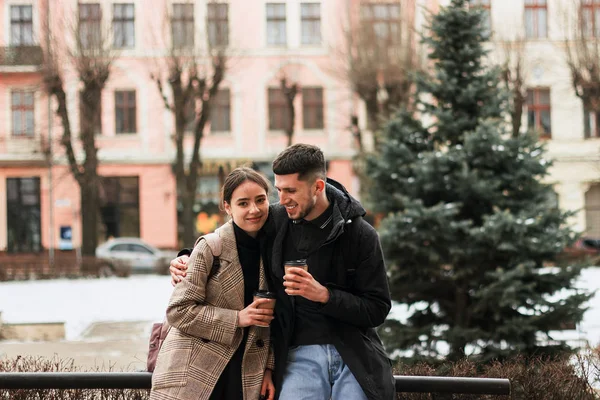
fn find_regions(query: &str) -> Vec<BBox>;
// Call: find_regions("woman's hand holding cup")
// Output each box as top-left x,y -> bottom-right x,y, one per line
238,296 -> 275,328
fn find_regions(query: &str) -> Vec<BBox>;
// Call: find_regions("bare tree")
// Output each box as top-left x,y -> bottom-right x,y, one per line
152,2 -> 226,247
342,2 -> 420,151
41,3 -> 114,256
498,37 -> 528,137
280,76 -> 299,147
564,0 -> 600,139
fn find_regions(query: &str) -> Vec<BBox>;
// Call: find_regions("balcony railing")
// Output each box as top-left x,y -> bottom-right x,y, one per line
0,46 -> 43,69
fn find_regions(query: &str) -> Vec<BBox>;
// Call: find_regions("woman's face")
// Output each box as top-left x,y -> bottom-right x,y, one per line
224,180 -> 269,237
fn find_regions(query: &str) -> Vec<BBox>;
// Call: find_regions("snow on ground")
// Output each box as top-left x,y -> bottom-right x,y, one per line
0,267 -> 599,346
0,275 -> 173,340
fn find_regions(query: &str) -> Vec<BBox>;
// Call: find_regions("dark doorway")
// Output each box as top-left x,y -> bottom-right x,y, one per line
7,177 -> 41,252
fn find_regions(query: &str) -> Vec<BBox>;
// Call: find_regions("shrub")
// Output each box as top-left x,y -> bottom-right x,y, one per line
0,355 -> 150,400
394,350 -> 600,400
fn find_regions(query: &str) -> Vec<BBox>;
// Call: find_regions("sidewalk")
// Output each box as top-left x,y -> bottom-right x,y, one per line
0,321 -> 153,371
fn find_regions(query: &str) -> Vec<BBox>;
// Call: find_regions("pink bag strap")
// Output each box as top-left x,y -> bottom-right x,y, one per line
160,318 -> 170,340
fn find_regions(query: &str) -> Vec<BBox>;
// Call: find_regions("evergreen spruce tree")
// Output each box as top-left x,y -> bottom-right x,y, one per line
367,0 -> 591,362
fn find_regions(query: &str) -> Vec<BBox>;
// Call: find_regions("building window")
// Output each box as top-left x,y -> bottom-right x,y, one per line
11,90 -> 34,137
584,108 -> 600,139
268,88 -> 290,130
266,3 -> 286,46
585,184 -> 600,237
113,3 -> 135,48
115,90 -> 137,134
211,89 -> 231,132
195,174 -> 224,235
525,0 -> 547,39
469,0 -> 491,35
80,93 -> 102,135
172,3 -> 194,48
360,3 -> 401,44
207,3 -> 228,47
99,176 -> 140,240
10,5 -> 34,46
301,3 -> 321,45
7,177 -> 41,253
526,88 -> 551,138
581,0 -> 600,37
79,3 -> 102,49
302,87 -> 324,129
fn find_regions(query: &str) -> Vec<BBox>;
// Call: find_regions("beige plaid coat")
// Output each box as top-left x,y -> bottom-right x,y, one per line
150,221 -> 275,400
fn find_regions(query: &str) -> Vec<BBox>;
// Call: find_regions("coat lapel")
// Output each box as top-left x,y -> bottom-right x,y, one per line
215,222 -> 245,311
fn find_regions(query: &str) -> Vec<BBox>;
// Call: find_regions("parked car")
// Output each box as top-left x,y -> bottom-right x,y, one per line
95,238 -> 178,275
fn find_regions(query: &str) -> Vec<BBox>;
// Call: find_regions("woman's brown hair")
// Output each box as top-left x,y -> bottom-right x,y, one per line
220,167 -> 271,209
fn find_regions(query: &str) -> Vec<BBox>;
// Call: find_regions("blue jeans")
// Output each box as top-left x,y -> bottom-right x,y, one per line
278,344 -> 368,400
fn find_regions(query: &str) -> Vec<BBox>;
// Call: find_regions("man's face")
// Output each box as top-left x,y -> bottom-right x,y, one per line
274,173 -> 317,221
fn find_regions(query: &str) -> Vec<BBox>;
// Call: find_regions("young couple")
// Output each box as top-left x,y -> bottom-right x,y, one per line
150,144 -> 395,400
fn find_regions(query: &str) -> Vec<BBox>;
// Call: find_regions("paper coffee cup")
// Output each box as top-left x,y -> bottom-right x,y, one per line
253,290 -> 276,309
284,259 -> 308,275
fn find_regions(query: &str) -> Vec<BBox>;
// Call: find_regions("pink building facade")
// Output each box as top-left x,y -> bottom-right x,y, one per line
0,0 -> 426,252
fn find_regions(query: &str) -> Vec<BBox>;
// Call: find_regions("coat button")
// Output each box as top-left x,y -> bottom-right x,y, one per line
256,339 -> 264,348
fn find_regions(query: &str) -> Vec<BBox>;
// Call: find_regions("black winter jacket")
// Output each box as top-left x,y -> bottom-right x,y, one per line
265,178 -> 395,400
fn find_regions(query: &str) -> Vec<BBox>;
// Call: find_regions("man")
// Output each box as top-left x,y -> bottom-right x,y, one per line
170,144 -> 395,400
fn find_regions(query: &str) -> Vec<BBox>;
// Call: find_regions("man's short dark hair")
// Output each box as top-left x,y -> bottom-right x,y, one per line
272,143 -> 327,182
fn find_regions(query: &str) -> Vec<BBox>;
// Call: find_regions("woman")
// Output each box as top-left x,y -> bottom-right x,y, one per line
150,167 -> 276,400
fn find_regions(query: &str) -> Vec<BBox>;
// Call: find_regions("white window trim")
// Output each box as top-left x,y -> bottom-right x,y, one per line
166,0 -> 205,53
264,1 -> 289,48
110,1 -> 141,55
4,0 -> 39,46
299,1 -> 322,47
5,86 -> 39,140
113,88 -> 138,136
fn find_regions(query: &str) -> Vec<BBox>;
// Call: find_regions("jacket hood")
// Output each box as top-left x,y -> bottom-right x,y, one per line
326,178 -> 366,221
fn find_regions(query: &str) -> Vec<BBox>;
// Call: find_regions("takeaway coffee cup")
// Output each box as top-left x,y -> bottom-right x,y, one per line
253,290 -> 277,309
284,259 -> 308,275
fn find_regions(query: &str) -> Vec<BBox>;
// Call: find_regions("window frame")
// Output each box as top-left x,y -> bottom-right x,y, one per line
99,176 -> 140,240
114,90 -> 137,134
360,3 -> 402,46
526,88 -> 552,138
580,0 -> 600,38
112,3 -> 135,48
210,88 -> 231,133
6,177 -> 42,253
11,89 -> 35,137
302,87 -> 324,130
584,107 -> 600,139
78,3 -> 102,49
266,3 -> 287,46
301,2 -> 321,46
207,2 -> 228,48
268,87 -> 290,131
524,0 -> 547,39
9,4 -> 34,46
171,3 -> 195,49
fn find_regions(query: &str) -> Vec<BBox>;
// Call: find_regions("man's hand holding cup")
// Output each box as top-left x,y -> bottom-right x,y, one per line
283,259 -> 330,304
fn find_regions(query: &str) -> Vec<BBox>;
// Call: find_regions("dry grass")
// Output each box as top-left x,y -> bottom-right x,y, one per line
0,355 -> 150,400
2,350 -> 600,399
